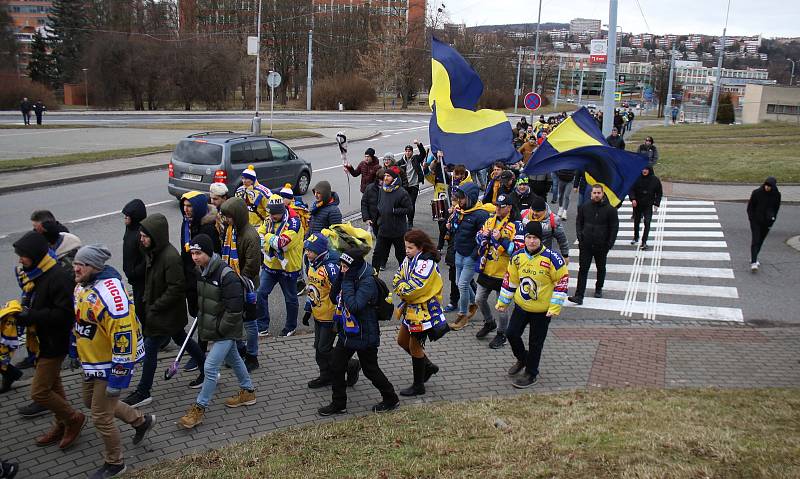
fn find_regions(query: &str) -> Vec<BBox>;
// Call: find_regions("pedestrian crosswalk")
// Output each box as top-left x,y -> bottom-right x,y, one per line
564,199 -> 744,322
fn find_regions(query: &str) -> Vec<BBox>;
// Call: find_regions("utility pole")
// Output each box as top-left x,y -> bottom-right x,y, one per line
306,29 -> 313,111
82,68 -> 89,109
601,0 -> 618,136
513,47 -> 523,113
554,58 -> 563,108
707,0 -> 731,124
787,59 -> 796,86
529,0 -> 542,124
255,0 -> 262,117
578,61 -> 585,105
664,49 -> 676,127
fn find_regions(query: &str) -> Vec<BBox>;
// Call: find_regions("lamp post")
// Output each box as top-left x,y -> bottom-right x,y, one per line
529,0 -> 542,124
601,0 -> 618,136
82,68 -> 88,109
788,59 -> 796,86
707,0 -> 732,124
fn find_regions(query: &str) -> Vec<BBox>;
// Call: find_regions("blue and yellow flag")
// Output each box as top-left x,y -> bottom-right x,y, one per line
524,107 -> 648,206
429,38 -> 521,170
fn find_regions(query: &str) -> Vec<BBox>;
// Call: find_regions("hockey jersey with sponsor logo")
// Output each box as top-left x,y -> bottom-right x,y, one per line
393,252 -> 446,332
73,266 -> 144,389
498,245 -> 569,315
258,207 -> 303,273
305,250 -> 340,322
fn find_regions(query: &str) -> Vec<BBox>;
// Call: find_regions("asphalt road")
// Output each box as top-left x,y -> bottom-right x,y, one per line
0,123 -> 429,335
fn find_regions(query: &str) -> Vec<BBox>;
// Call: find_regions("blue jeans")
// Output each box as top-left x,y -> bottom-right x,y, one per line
557,179 -> 572,210
455,253 -> 477,315
237,320 -> 259,356
550,172 -> 559,201
195,340 -> 253,408
256,268 -> 299,333
137,331 -> 205,396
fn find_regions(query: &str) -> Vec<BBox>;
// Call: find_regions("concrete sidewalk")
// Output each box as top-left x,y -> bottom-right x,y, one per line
0,128 -> 379,195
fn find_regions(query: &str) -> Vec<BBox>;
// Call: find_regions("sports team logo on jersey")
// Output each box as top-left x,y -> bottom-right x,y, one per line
519,277 -> 538,301
75,320 -> 97,339
113,331 -> 132,355
307,284 -> 321,306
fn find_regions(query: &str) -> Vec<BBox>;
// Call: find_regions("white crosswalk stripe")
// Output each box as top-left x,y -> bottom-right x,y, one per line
569,198 -> 742,322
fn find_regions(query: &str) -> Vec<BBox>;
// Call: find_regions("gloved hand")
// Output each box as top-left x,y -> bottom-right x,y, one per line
69,357 -> 81,371
16,307 -> 31,326
106,386 -> 121,398
302,311 -> 311,326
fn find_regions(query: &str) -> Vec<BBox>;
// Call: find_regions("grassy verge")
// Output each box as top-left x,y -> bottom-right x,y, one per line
133,388 -> 800,479
628,122 -> 800,183
0,122 -> 322,131
0,130 -> 322,171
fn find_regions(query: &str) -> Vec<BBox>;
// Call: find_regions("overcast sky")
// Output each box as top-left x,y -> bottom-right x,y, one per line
437,0 -> 799,38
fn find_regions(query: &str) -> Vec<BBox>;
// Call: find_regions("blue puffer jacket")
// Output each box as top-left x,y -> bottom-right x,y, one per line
450,182 -> 494,258
329,261 -> 380,350
309,192 -> 343,236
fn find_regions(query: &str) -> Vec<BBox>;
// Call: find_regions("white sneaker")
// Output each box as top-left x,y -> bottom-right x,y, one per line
750,262 -> 758,272
561,211 -> 568,220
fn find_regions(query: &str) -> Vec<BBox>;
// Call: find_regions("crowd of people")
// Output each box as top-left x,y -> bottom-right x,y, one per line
0,113 -> 783,477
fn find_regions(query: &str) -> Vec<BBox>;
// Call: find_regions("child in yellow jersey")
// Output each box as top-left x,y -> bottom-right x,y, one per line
496,221 -> 568,389
393,229 -> 447,397
302,234 -> 360,389
474,194 -> 517,349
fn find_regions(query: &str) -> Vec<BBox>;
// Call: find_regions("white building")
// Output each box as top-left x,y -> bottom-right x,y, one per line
569,18 -> 601,35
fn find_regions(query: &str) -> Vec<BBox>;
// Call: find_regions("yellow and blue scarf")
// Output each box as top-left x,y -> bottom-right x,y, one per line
0,300 -> 23,371
221,225 -> 240,275
13,250 -> 55,361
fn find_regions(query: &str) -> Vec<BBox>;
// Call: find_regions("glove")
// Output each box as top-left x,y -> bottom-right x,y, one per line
16,307 -> 31,326
106,386 -> 121,398
302,311 -> 311,326
69,357 -> 81,371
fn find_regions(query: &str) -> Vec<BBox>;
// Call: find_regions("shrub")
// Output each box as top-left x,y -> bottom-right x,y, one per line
313,74 -> 376,110
0,74 -> 58,110
477,89 -> 513,110
716,93 -> 735,124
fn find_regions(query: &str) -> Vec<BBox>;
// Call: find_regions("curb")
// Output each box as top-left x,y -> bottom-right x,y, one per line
663,181 -> 800,206
0,131 -> 382,196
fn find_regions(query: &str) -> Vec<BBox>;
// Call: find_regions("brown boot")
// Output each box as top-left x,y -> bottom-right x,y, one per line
450,313 -> 467,331
35,422 -> 65,447
58,411 -> 87,449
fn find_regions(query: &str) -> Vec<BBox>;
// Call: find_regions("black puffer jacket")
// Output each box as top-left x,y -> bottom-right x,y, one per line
329,262 -> 380,350
12,232 -> 74,358
361,181 -> 380,226
376,180 -> 412,238
576,198 -> 619,250
747,177 -> 781,227
309,192 -> 343,235
629,167 -> 663,208
122,199 -> 147,287
196,254 -> 244,342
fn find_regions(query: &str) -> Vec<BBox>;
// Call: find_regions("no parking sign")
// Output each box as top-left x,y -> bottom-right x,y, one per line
524,92 -> 542,111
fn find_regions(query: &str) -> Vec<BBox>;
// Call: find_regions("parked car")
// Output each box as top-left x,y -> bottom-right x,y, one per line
587,103 -> 598,111
566,98 -> 575,103
167,132 -> 312,199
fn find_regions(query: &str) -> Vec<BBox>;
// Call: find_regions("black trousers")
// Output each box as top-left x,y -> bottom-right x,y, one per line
436,221 -> 447,250
314,321 -> 336,379
506,307 -> 551,377
575,243 -> 609,298
633,204 -> 654,244
750,220 -> 771,263
405,185 -> 419,226
372,235 -> 405,271
330,343 -> 397,408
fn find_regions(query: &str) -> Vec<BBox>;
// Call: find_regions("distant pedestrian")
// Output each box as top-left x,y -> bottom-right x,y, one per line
636,136 -> 659,166
309,181 -> 342,236
747,177 -> 781,272
20,97 -> 31,125
361,168 -> 384,238
372,167 -> 412,272
318,249 -> 399,416
235,165 -> 272,228
555,169 -> 576,220
569,185 -> 619,304
344,148 -> 382,194
671,106 -> 679,124
122,200 -> 147,317
613,110 -> 624,137
626,109 -> 635,132
629,166 -> 663,251
32,100 -> 46,125
606,127 -> 625,150
396,140 -> 426,227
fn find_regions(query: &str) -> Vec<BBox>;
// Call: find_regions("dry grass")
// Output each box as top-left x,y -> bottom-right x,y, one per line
133,388 -> 800,479
627,122 -> 800,183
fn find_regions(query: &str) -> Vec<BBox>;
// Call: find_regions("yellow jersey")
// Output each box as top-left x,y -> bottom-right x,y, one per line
498,246 -> 569,315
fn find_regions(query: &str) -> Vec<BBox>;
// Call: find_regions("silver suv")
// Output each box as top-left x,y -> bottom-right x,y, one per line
167,131 -> 312,199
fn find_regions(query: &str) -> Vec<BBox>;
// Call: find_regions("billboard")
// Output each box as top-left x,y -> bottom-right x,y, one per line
589,39 -> 608,64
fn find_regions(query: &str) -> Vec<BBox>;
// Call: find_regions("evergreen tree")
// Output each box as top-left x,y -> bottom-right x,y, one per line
47,0 -> 89,85
28,30 -> 55,85
0,9 -> 18,72
716,93 -> 735,124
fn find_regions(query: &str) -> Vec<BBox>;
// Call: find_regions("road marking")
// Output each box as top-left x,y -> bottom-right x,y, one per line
566,262 -> 734,279
0,128 -> 81,137
621,200 -> 714,206
69,199 -> 174,224
564,297 -> 743,322
567,249 -> 730,261
618,222 -> 721,229
617,214 -> 719,220
618,207 -> 717,213
657,240 -> 728,248
616,230 -> 724,237
566,278 -> 738,298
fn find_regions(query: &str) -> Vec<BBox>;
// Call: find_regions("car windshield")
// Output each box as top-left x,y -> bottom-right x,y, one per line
174,140 -> 223,166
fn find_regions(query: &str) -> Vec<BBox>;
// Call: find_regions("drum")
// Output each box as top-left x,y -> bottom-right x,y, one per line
431,198 -> 447,221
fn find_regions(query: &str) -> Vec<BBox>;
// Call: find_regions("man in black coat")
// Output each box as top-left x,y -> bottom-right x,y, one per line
9,232 -> 85,448
395,140 -> 427,227
122,199 -> 147,319
361,168 -> 384,238
606,127 -> 625,150
629,166 -> 663,251
372,166 -> 412,272
747,177 -> 781,272
20,97 -> 32,125
569,185 -> 619,304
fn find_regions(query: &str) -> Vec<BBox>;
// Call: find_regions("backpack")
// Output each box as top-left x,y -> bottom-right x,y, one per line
371,273 -> 394,322
218,265 -> 257,322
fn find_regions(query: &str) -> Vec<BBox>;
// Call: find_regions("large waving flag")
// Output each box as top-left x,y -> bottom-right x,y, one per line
524,107 -> 648,206
429,38 -> 521,170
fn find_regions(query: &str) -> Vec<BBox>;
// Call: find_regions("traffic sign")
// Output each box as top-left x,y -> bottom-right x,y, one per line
267,71 -> 282,88
615,91 -> 622,101
524,92 -> 542,111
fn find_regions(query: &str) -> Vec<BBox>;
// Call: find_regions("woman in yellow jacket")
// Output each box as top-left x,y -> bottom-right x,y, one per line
392,229 -> 448,396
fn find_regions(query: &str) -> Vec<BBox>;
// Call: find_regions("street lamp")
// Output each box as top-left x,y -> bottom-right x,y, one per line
82,68 -> 88,109
787,59 -> 796,86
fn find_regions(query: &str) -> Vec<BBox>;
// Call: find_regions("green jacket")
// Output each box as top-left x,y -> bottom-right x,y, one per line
220,197 -> 262,289
140,213 -> 188,336
196,254 -> 244,341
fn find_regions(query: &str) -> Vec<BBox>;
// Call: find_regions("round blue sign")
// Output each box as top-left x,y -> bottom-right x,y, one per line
524,92 -> 542,111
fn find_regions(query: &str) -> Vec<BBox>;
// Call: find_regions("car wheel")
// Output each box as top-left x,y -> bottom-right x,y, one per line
295,172 -> 310,195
